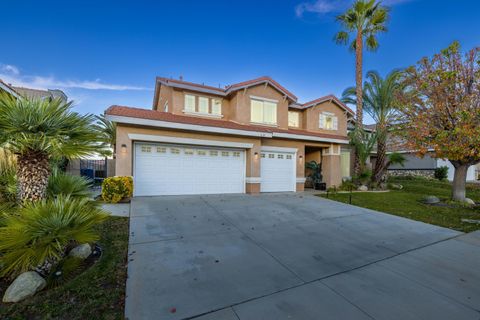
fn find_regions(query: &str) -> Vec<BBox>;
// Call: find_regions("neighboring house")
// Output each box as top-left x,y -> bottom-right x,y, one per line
0,78 -> 67,101
105,76 -> 354,196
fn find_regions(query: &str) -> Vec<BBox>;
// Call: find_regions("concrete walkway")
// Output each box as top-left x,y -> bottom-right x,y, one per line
125,193 -> 480,320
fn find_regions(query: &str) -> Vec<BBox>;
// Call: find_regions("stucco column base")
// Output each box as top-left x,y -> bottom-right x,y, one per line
322,154 -> 342,188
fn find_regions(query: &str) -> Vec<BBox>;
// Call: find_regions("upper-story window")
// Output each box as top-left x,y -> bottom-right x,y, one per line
185,94 -> 196,112
184,94 -> 222,117
288,111 -> 299,127
319,112 -> 338,130
251,98 -> 277,125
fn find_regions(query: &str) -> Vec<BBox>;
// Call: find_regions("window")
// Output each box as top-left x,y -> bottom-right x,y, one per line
141,145 -> 151,153
268,154 -> 275,159
184,149 -> 194,155
163,100 -> 169,112
233,151 -> 241,157
319,112 -> 338,130
250,98 -> 277,125
156,147 -> 166,153
185,95 -> 195,112
197,150 -> 207,156
341,151 -> 351,178
212,99 -> 222,115
210,150 -> 218,156
261,153 -> 266,158
278,154 -> 284,159
221,151 -> 229,157
286,155 -> 292,160
288,111 -> 299,127
199,97 -> 209,113
171,148 -> 180,154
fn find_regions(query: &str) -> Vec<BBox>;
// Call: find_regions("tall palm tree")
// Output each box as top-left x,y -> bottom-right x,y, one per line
334,0 -> 389,174
0,93 -> 100,202
342,70 -> 404,183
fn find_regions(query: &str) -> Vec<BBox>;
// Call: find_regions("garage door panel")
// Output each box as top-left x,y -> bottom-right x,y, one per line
134,143 -> 245,196
260,151 -> 296,193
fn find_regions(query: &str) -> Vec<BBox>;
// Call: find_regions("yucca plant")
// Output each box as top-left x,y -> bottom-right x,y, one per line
0,93 -> 101,203
0,196 -> 108,278
47,168 -> 92,199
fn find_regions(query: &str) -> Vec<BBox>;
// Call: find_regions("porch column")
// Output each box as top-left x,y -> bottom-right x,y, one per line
322,144 -> 342,188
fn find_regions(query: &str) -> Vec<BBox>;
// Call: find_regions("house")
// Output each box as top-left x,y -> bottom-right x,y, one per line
105,76 -> 354,196
0,78 -> 67,101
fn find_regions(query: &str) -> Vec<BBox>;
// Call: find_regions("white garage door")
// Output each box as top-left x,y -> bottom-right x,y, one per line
260,150 -> 296,192
134,143 -> 245,196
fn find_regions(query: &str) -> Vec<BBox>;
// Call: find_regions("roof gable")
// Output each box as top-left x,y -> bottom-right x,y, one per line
297,95 -> 354,116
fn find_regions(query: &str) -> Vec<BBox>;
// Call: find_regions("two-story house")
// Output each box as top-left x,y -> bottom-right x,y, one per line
105,76 -> 354,196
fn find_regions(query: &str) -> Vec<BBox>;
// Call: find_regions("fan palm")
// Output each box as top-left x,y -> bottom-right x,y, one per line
343,70 -> 405,183
0,93 -> 100,202
95,113 -> 116,157
334,0 -> 389,174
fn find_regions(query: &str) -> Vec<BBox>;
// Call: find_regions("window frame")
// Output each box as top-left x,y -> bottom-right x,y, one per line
250,98 -> 278,125
184,94 -> 196,112
319,112 -> 338,131
288,111 -> 300,127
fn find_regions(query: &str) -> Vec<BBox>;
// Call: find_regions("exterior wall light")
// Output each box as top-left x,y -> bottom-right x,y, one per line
121,144 -> 127,154
254,152 -> 259,159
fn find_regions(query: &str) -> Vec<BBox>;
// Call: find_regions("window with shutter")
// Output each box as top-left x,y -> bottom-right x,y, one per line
319,114 -> 325,129
320,112 -> 338,131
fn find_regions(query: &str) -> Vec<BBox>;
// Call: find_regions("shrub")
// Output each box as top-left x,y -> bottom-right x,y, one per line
101,176 -> 133,203
0,148 -> 17,203
47,168 -> 92,199
434,166 -> 449,181
0,196 -> 108,278
338,180 -> 356,191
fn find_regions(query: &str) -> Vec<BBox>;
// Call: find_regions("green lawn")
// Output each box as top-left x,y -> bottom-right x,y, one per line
320,177 -> 480,233
0,217 -> 129,320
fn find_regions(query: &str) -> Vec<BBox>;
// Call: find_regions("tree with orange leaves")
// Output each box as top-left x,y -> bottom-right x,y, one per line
399,41 -> 480,202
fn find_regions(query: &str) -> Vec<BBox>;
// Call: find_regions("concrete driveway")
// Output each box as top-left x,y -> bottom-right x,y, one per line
125,193 -> 480,320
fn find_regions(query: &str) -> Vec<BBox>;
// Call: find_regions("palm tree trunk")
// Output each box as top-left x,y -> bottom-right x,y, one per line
17,151 -> 50,202
353,31 -> 364,176
373,134 -> 387,184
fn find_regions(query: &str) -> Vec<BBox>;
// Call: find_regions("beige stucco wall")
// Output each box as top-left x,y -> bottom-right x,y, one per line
115,124 -> 343,192
322,154 -> 342,187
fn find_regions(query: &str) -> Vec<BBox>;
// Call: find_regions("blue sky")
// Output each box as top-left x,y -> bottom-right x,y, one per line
1,0 -> 479,124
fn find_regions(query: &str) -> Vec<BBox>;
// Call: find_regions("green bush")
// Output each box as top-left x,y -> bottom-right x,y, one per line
101,176 -> 133,203
0,196 -> 108,278
434,166 -> 449,181
0,148 -> 17,203
47,168 -> 92,199
338,179 -> 356,191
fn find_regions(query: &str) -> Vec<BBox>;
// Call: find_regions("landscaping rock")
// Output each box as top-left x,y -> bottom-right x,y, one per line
390,183 -> 403,190
464,198 -> 475,206
357,185 -> 368,191
461,219 -> 480,224
423,195 -> 440,204
69,243 -> 92,260
3,271 -> 46,303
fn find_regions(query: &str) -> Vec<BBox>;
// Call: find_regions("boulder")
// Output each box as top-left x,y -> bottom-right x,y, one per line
423,195 -> 440,204
464,198 -> 476,206
3,271 -> 46,303
357,185 -> 368,191
69,243 -> 92,260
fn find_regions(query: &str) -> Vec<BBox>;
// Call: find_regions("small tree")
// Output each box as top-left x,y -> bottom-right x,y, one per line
399,42 -> 480,201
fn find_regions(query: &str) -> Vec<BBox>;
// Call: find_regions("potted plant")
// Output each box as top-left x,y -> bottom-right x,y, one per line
306,160 -> 326,190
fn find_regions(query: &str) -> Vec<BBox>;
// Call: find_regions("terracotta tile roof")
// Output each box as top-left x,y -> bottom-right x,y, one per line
156,77 -> 225,93
106,105 -> 348,141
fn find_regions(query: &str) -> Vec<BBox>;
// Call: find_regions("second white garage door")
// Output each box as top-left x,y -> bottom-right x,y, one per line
260,150 -> 296,192
134,143 -> 245,196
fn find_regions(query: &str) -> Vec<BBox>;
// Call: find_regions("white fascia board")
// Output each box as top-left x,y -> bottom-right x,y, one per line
261,146 -> 298,153
227,81 -> 296,101
272,132 -> 349,144
250,95 -> 279,103
128,133 -> 254,149
106,115 -> 273,138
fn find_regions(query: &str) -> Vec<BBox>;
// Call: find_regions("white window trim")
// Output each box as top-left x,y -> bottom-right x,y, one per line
249,95 -> 278,103
184,94 -> 196,112
261,146 -> 297,153
288,111 -> 299,127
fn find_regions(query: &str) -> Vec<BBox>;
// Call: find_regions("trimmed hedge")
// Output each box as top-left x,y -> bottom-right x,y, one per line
101,176 -> 133,203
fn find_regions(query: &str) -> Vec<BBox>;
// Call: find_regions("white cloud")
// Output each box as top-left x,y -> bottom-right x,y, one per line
0,64 -> 148,91
295,0 -> 414,17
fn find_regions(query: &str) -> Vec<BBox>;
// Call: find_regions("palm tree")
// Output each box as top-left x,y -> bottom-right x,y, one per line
334,0 -> 389,175
95,114 -> 116,157
342,70 -> 404,183
0,93 -> 100,202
